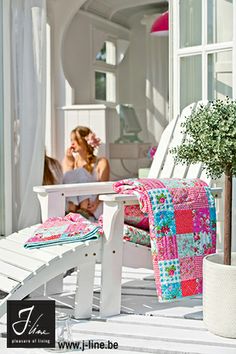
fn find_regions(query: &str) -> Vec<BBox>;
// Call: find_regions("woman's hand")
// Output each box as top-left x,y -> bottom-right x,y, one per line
66,146 -> 75,160
62,146 -> 75,172
67,201 -> 78,213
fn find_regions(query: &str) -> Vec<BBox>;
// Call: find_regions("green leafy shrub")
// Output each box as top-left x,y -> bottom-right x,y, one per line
172,98 -> 236,178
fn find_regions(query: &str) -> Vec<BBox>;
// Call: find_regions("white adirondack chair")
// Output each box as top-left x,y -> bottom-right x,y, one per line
34,101 -> 222,317
0,102 -> 222,320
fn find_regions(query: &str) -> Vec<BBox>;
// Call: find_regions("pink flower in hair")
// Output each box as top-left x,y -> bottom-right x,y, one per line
85,132 -> 101,149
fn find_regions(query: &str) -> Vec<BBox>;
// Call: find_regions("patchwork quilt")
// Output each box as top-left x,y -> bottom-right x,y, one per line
24,213 -> 150,249
24,213 -> 103,248
113,178 -> 216,301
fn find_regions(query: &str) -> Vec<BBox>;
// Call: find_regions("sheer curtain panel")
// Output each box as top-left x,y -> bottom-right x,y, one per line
11,0 -> 46,230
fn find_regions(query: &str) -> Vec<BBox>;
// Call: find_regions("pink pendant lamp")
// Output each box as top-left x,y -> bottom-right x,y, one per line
150,11 -> 169,36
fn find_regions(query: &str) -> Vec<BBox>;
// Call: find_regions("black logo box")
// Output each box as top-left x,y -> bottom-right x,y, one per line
7,300 -> 55,348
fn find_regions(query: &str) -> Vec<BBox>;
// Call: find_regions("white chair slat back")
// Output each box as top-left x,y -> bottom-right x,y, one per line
200,168 -> 211,186
186,163 -> 202,179
148,101 -> 212,185
148,114 -> 179,179
158,103 -> 197,179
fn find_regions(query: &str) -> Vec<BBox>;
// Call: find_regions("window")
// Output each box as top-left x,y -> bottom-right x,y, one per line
208,50 -> 232,100
95,70 -> 116,102
96,40 -> 116,65
172,0 -> 235,115
180,55 -> 202,110
94,40 -> 117,102
180,0 -> 202,48
95,71 -> 106,100
207,0 -> 233,44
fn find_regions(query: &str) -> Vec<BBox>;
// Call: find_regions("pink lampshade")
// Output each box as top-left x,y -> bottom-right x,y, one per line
150,11 -> 169,36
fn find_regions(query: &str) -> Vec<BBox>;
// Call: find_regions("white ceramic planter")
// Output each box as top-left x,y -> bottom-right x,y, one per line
203,253 -> 236,338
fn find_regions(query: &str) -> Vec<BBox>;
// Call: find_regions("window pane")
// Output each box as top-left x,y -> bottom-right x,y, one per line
208,0 -> 233,44
96,43 -> 106,62
0,0 -> 4,235
208,51 -> 232,100
180,55 -> 202,110
96,41 -> 116,65
180,0 -> 202,48
95,71 -> 106,100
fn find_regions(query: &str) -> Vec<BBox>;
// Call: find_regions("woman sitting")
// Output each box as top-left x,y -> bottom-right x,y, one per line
43,153 -> 63,185
62,126 -> 110,219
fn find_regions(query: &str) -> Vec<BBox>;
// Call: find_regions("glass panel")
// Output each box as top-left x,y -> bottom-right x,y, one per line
96,41 -> 116,65
179,0 -> 202,48
96,43 -> 106,62
208,0 -> 233,44
0,0 -> 4,235
180,55 -> 202,110
95,71 -> 106,100
208,51 -> 232,100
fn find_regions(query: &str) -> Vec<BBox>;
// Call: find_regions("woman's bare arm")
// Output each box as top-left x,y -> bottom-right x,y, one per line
86,157 -> 110,215
97,157 -> 110,181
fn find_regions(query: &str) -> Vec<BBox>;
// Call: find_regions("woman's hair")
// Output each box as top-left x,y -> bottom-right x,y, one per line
43,155 -> 63,185
71,126 -> 97,173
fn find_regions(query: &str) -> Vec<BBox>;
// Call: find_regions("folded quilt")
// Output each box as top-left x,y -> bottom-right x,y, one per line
113,178 -> 216,302
24,212 -> 150,249
24,213 -> 102,249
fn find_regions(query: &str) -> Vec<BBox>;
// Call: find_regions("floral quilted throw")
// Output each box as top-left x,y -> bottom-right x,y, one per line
24,213 -> 103,249
113,178 -> 216,302
24,212 -> 150,249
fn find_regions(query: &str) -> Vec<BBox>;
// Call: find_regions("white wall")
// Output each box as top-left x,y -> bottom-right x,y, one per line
47,0 -> 86,160
56,6 -> 169,177
62,11 -> 130,104
127,19 -> 148,143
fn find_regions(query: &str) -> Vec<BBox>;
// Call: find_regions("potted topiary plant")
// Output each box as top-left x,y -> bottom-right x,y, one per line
172,98 -> 236,338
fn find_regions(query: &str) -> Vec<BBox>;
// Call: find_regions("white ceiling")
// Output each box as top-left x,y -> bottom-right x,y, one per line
81,0 -> 168,28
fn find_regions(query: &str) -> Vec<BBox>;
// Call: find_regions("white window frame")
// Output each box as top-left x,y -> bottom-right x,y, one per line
171,0 -> 236,118
93,38 -> 117,103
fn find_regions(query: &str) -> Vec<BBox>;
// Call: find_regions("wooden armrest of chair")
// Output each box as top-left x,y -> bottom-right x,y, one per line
34,181 -> 223,223
34,181 -> 114,197
33,181 -> 115,222
100,187 -> 223,203
99,193 -> 139,204
210,187 -> 223,198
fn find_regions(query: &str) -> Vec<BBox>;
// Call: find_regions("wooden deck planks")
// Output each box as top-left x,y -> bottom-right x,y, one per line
1,265 -> 236,353
68,266 -> 236,353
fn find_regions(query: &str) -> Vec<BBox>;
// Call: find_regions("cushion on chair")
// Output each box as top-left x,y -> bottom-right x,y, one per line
98,214 -> 150,246
124,205 -> 149,231
123,224 -> 150,247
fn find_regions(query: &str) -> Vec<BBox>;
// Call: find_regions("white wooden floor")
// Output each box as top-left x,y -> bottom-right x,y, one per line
1,265 -> 236,353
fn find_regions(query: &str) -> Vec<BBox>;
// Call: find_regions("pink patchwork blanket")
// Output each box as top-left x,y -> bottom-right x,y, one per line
113,178 -> 216,301
24,213 -> 151,248
24,213 -> 103,248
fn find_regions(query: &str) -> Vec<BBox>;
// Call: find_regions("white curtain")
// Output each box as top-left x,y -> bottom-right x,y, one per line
144,15 -> 169,144
11,0 -> 46,231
